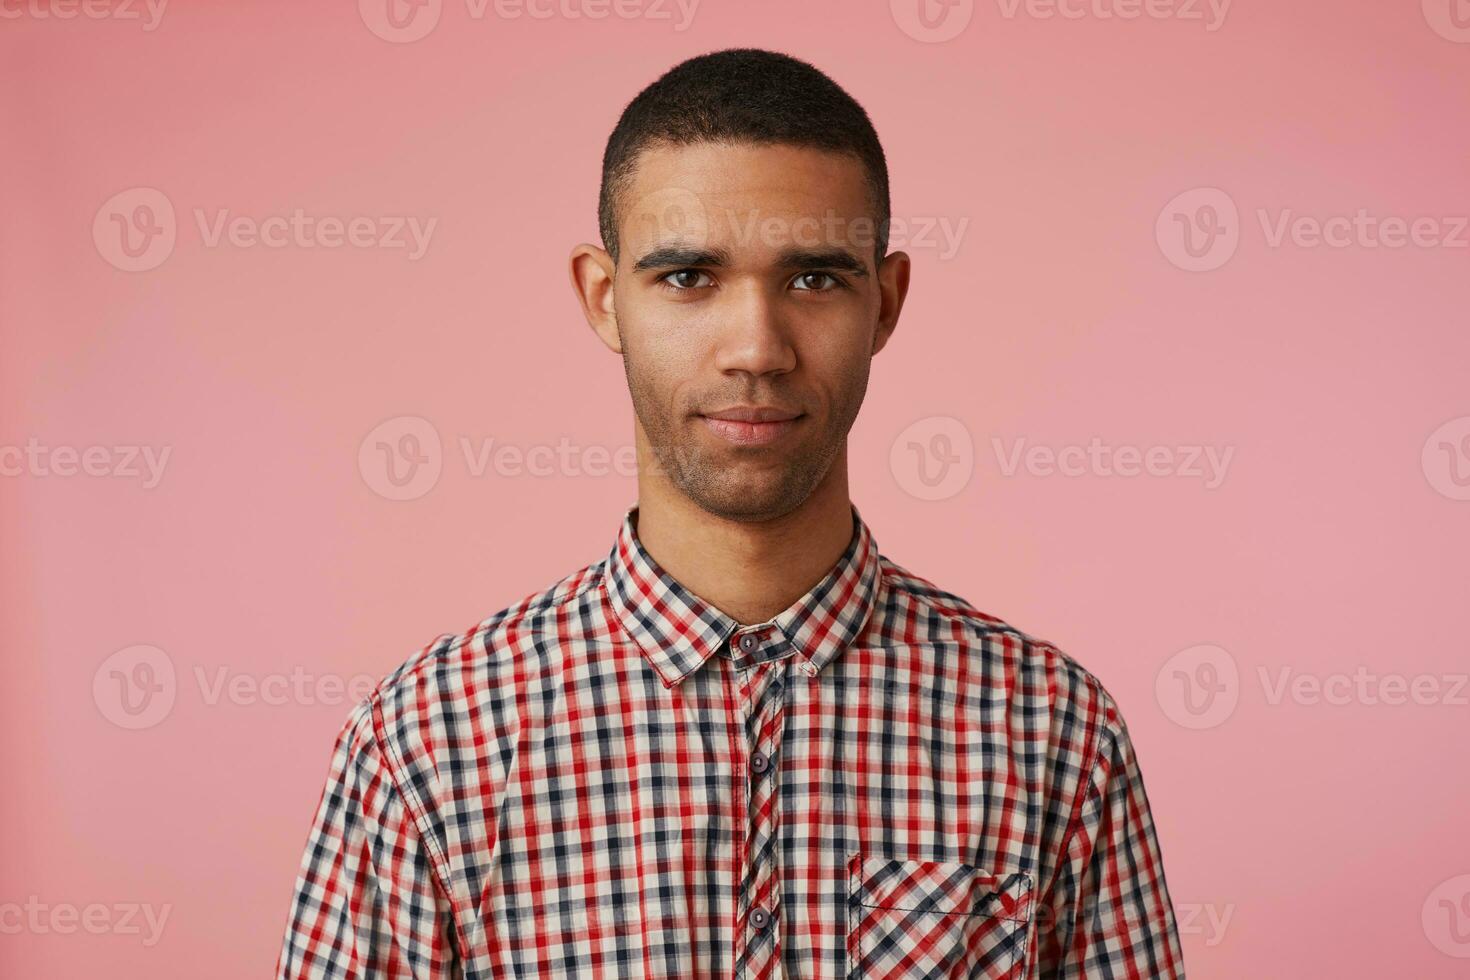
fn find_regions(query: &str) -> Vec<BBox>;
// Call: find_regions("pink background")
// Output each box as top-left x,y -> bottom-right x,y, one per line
4,1 -> 1469,976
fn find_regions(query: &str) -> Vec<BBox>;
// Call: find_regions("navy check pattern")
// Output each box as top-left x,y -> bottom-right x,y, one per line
275,501 -> 1185,978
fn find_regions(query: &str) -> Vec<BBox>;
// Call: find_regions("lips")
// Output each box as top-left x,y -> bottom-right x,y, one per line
701,407 -> 802,423
698,407 -> 804,446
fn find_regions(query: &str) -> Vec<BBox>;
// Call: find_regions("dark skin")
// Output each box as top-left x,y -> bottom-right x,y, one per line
568,141 -> 910,625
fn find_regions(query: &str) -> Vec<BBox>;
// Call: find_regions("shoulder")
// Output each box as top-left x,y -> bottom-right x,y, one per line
874,554 -> 1129,738
338,557 -> 609,776
387,560 -> 602,692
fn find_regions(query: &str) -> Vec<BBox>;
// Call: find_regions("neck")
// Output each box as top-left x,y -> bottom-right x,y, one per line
634,451 -> 855,626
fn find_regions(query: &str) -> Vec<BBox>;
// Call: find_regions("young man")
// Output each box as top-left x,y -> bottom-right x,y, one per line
276,48 -> 1185,980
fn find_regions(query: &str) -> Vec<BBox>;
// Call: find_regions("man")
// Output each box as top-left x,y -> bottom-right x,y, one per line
276,47 -> 1185,979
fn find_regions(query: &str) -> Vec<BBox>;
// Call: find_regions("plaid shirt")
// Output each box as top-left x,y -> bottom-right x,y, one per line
276,502 -> 1185,979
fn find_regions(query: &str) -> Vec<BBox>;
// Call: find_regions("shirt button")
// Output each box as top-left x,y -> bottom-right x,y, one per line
750,906 -> 774,930
739,634 -> 757,652
750,751 -> 770,774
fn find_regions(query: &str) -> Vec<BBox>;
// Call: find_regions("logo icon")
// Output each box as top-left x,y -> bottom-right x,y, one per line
1423,0 -> 1470,42
890,416 -> 974,501
1156,188 -> 1240,272
359,415 -> 443,500
625,185 -> 711,252
1423,416 -> 1470,501
94,645 -> 177,730
359,0 -> 442,43
1155,643 -> 1238,729
93,188 -> 176,272
891,0 -> 975,42
1423,874 -> 1470,957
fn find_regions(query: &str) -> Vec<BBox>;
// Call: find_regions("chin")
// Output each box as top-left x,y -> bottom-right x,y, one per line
686,476 -> 808,522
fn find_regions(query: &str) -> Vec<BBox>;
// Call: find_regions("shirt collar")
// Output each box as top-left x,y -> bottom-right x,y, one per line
603,500 -> 883,688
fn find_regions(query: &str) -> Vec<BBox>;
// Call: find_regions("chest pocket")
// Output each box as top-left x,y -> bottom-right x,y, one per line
846,852 -> 1033,979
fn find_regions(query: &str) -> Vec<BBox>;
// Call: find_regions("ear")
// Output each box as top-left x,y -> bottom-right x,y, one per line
872,249 -> 911,357
568,242 -> 621,353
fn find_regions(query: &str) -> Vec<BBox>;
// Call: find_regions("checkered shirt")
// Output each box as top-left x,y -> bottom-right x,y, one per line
275,501 -> 1185,979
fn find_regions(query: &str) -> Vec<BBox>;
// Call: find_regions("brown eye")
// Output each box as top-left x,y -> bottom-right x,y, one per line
793,272 -> 841,291
661,270 -> 710,290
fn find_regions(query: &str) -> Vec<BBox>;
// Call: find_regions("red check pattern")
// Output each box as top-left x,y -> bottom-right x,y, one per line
275,501 -> 1185,979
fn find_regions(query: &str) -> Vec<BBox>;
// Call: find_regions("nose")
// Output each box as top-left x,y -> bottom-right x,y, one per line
712,282 -> 797,378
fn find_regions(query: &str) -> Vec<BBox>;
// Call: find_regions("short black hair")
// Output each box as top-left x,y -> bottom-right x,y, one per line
598,48 -> 891,267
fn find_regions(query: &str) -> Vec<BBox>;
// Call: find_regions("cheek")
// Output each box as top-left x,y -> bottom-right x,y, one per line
622,294 -> 708,359
625,313 -> 715,393
800,332 -> 871,389
807,351 -> 873,423
622,327 -> 703,417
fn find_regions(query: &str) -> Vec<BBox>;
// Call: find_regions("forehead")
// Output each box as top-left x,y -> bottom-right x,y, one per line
619,141 -> 875,260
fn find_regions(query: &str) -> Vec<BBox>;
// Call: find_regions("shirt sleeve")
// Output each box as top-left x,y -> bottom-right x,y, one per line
275,696 -> 461,980
1035,690 -> 1187,978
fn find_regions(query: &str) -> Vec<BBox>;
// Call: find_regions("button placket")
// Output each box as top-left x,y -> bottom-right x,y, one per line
732,630 -> 790,979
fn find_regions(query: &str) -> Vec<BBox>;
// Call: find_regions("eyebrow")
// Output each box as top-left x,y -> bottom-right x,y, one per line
630,243 -> 871,278
631,244 -> 732,273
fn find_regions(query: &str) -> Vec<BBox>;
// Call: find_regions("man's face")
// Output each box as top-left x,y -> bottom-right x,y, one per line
602,141 -> 905,522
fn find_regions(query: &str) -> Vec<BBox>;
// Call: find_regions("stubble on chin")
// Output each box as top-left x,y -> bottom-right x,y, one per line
620,347 -> 866,521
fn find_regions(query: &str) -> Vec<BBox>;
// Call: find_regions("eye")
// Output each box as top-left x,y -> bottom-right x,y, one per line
658,269 -> 713,290
791,272 -> 846,292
